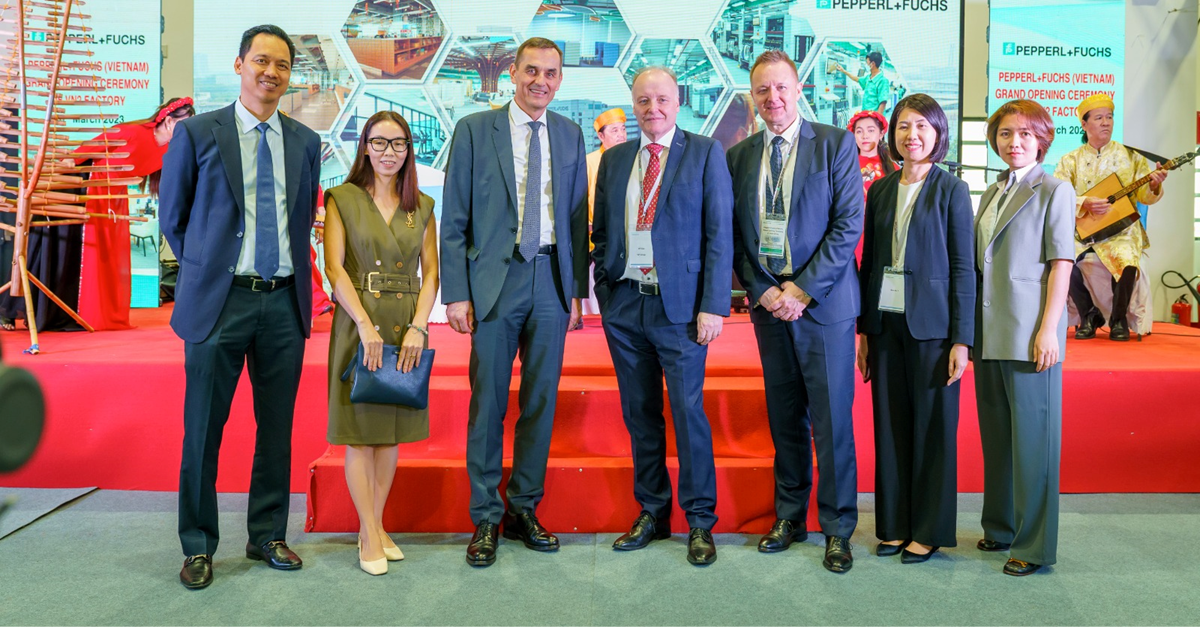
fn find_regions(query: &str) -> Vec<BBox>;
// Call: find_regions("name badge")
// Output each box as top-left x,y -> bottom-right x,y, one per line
759,213 -> 787,258
629,228 -> 654,269
879,266 -> 905,313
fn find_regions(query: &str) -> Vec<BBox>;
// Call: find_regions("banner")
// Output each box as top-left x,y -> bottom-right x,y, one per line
987,0 -> 1124,172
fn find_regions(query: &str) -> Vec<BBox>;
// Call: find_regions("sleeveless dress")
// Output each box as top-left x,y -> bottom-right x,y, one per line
325,183 -> 433,445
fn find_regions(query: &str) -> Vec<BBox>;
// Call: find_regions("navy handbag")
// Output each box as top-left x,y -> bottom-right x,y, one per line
340,344 -> 435,409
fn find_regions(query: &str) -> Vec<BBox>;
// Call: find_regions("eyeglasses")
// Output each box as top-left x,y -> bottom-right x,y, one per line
366,137 -> 410,153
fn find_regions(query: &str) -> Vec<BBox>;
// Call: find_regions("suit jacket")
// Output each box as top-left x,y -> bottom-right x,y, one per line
974,166 -> 1076,362
439,104 -> 589,318
159,103 -> 322,344
727,120 -> 863,325
591,129 -> 733,325
858,166 -> 976,345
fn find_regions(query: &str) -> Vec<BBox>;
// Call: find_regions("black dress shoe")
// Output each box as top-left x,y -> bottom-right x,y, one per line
502,510 -> 559,552
1075,309 -> 1104,339
245,540 -> 302,570
466,521 -> 499,567
1109,317 -> 1130,341
687,528 -> 717,566
977,538 -> 1011,552
823,536 -> 853,573
179,554 -> 212,589
876,541 -> 909,557
1003,558 -> 1042,576
901,546 -> 939,564
613,512 -> 670,551
758,519 -> 807,553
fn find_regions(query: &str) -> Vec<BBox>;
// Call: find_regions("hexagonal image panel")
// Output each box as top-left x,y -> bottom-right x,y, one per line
526,1 -> 631,68
430,36 -> 520,129
708,89 -> 762,151
616,0 -> 728,40
548,67 -> 637,153
622,38 -> 724,135
337,86 -> 448,168
433,0 -> 543,37
799,40 -> 906,130
341,0 -> 448,81
280,34 -> 359,134
709,4 -> 817,88
319,141 -> 351,189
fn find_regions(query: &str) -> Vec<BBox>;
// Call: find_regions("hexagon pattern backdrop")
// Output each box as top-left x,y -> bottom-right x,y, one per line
194,0 -> 964,196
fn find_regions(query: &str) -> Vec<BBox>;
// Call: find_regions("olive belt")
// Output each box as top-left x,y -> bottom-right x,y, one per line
352,271 -> 420,294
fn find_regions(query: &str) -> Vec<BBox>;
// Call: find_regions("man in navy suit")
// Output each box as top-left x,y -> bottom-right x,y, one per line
592,66 -> 733,566
160,25 -> 321,589
726,51 -> 863,573
440,38 -> 589,567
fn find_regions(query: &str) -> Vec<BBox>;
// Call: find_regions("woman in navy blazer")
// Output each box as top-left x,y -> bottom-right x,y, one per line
857,94 -> 975,563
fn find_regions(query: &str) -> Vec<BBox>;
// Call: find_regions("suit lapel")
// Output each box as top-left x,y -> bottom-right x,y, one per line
787,120 -> 816,222
976,183 -> 1000,268
656,128 -> 686,210
879,174 -> 900,266
991,166 -> 1041,245
492,105 -> 519,217
742,132 -> 764,236
547,113 -> 563,228
213,104 -> 245,218
281,114 -> 304,221
609,142 -> 636,261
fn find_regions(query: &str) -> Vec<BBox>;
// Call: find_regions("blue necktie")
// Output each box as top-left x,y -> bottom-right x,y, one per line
518,120 -> 542,262
254,122 -> 280,280
767,135 -> 787,275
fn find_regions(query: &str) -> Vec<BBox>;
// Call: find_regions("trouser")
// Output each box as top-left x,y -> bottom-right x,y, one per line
1070,250 -> 1137,327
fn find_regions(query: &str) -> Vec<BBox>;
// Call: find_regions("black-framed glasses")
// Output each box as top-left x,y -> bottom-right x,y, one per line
367,137 -> 410,153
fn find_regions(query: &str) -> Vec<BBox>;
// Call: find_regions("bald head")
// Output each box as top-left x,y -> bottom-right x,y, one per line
631,66 -> 680,142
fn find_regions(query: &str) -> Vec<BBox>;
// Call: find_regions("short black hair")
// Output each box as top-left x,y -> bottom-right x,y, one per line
239,24 -> 295,65
888,93 -> 950,163
867,52 -> 883,68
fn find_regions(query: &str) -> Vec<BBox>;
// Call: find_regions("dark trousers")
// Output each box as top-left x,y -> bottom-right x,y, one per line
866,312 -> 959,547
601,281 -> 717,530
750,306 -> 857,538
178,283 -> 305,557
975,358 -> 1062,566
1069,250 -> 1138,326
466,254 -> 567,525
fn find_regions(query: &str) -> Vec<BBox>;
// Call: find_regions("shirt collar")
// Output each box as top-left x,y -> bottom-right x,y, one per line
639,125 -> 677,153
1004,161 -> 1039,191
509,101 -> 546,128
234,98 -> 282,136
765,115 -> 801,147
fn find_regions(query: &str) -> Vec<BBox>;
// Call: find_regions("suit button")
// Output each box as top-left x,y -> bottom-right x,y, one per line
395,261 -> 403,269
754,239 -> 759,245
510,227 -> 518,234
984,300 -> 991,307
985,256 -> 992,263
236,231 -> 243,238
227,266 -> 234,273
619,253 -> 624,259
375,260 -> 382,266
502,258 -> 510,265
393,325 -> 401,333
373,292 -> 381,299
395,293 -> 403,300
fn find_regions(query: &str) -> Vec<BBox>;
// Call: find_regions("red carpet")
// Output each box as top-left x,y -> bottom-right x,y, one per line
3,305 -> 1199,534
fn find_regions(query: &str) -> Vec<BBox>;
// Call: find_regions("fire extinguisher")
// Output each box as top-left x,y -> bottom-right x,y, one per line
1172,295 -> 1192,325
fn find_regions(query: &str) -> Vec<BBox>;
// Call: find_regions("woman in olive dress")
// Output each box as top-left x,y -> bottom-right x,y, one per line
323,111 -> 439,576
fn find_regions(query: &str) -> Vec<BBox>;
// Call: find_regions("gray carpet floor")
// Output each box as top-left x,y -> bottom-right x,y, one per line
0,490 -> 1197,626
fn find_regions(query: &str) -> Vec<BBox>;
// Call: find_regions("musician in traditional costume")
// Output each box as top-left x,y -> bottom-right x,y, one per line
580,107 -> 627,321
1053,94 -> 1167,341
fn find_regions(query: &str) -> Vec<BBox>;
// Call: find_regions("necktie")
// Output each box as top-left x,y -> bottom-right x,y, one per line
254,122 -> 280,280
518,120 -> 543,262
637,143 -> 663,275
767,135 -> 787,275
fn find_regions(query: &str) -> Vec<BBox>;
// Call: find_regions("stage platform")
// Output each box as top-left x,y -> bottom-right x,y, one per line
4,305 -> 1199,534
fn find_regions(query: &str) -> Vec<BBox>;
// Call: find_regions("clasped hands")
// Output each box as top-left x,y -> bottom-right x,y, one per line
356,320 -> 425,373
758,281 -> 810,322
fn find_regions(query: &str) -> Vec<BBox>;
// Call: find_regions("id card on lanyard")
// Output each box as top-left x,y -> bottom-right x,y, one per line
879,266 -> 905,313
630,152 -> 664,270
759,126 -> 800,260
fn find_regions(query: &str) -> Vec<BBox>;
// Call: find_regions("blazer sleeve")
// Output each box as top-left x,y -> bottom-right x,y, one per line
158,121 -> 198,261
857,177 -> 880,334
590,149 -> 612,305
309,135 -> 322,224
1043,180 -> 1077,262
571,130 -> 590,298
700,139 -> 734,317
439,119 -> 473,305
728,146 -> 770,305
793,131 -> 864,304
946,177 -> 977,346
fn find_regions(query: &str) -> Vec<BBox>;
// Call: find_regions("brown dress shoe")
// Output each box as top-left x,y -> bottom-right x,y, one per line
179,554 -> 212,589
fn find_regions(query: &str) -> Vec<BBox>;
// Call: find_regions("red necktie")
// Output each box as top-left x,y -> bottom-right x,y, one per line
636,144 -> 662,274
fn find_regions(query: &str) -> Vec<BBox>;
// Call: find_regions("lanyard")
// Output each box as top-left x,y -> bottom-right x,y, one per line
763,123 -> 802,214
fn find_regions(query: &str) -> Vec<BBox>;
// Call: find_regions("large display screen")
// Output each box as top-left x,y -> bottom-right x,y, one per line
193,0 -> 964,191
987,0 -> 1125,172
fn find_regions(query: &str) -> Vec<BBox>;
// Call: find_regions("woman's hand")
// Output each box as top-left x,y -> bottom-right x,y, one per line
1033,327 -> 1060,373
399,326 -> 425,373
947,343 -> 969,386
856,334 -> 870,383
357,319 -> 384,372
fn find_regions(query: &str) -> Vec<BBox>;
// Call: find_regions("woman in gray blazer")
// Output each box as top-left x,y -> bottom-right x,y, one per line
975,99 -> 1075,576
857,94 -> 975,564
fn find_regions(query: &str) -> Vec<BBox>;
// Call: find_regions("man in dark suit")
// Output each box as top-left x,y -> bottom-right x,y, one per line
726,51 -> 863,573
160,25 -> 321,590
440,38 -> 589,567
592,66 -> 733,566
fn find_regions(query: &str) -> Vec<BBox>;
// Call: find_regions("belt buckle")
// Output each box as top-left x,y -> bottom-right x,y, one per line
251,277 -> 273,292
638,282 -> 656,296
366,271 -> 381,294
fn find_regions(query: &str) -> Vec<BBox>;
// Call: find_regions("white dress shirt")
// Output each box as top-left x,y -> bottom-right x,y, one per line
620,125 -> 676,283
758,116 -> 802,275
978,161 -> 1039,257
509,103 -> 555,246
233,98 -> 292,277
891,178 -> 925,269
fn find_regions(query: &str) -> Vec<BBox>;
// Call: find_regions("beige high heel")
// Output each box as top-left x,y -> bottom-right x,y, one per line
357,537 -> 387,575
382,542 -> 404,562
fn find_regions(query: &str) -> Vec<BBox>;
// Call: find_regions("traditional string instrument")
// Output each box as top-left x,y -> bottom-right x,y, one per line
1075,147 -> 1197,244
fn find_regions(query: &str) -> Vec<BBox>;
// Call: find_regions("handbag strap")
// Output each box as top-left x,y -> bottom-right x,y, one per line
341,343 -> 364,382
